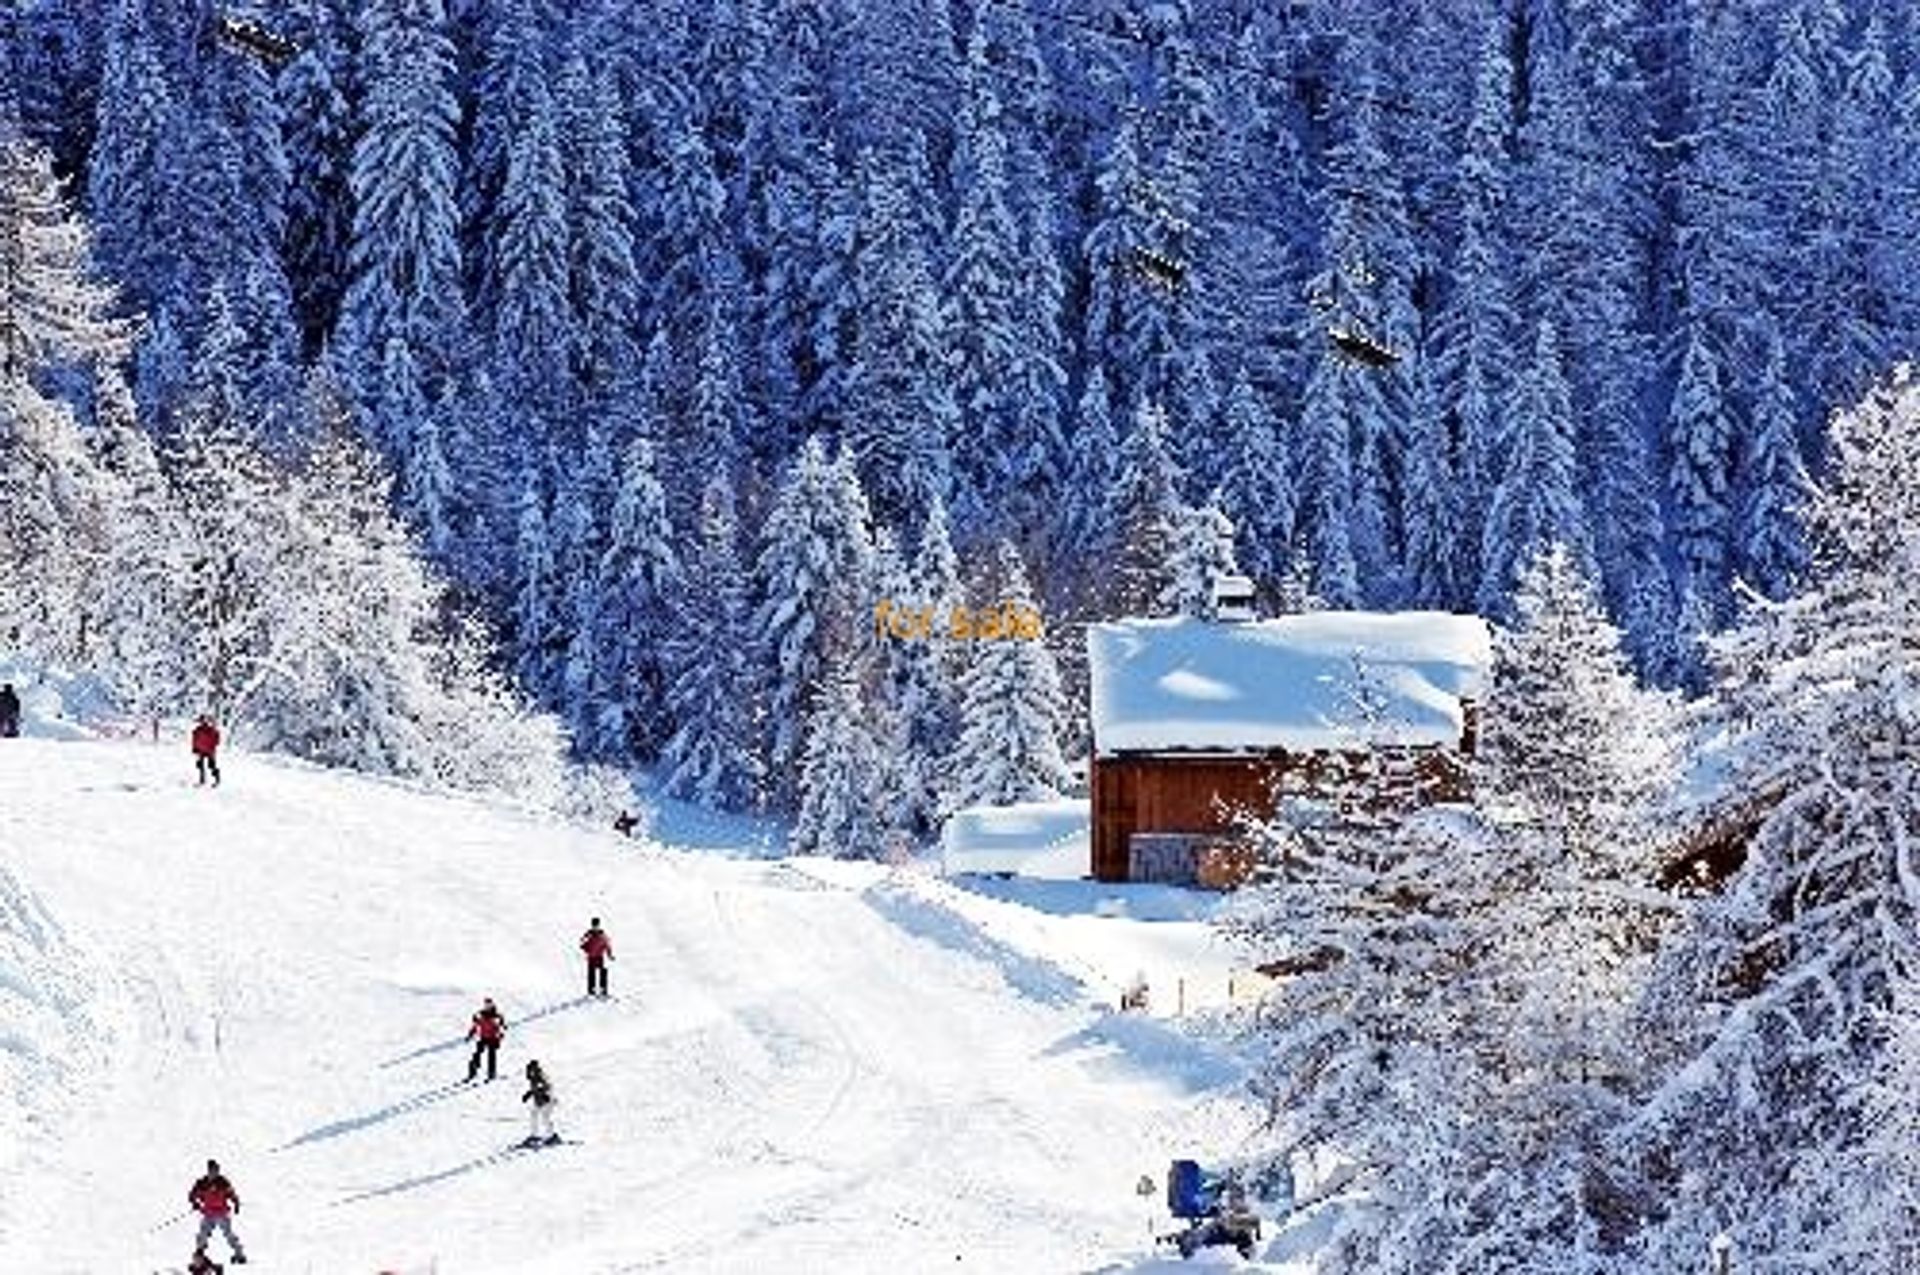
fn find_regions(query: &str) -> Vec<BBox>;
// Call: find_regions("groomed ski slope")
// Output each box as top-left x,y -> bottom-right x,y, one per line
0,736 -> 1295,1273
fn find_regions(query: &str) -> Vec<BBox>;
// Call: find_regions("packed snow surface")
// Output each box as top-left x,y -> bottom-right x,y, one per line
0,735 -> 1312,1273
1086,613 -> 1491,755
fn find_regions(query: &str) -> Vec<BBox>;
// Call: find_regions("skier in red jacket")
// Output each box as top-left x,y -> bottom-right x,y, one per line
580,918 -> 614,998
187,1159 -> 247,1264
466,996 -> 507,1082
191,715 -> 221,787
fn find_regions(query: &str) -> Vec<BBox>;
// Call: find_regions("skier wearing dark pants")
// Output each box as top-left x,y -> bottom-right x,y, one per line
0,682 -> 19,737
191,716 -> 221,786
580,918 -> 613,998
188,1159 -> 247,1264
466,996 -> 506,1082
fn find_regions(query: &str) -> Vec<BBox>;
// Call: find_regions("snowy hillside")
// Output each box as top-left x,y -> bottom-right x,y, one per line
0,736 -> 1302,1273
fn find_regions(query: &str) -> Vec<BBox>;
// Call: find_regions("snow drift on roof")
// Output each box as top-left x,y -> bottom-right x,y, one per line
1087,612 -> 1491,755
941,798 -> 1090,878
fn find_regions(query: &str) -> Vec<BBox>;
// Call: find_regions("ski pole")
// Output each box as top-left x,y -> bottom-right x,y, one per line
145,1207 -> 191,1234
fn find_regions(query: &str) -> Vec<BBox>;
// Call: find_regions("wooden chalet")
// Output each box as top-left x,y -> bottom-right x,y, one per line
1085,610 -> 1492,885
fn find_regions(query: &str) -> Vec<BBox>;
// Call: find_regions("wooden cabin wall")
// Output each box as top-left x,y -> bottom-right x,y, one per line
1089,747 -> 1473,883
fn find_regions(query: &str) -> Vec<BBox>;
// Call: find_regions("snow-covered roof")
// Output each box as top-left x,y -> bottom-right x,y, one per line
941,798 -> 1090,878
1087,612 -> 1491,756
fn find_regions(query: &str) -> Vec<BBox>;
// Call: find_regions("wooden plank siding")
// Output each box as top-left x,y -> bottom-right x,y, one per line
1090,754 -> 1273,882
1089,734 -> 1476,884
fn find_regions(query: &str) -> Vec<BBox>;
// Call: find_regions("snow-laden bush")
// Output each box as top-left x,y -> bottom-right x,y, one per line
1620,368 -> 1920,1271
1227,543 -> 1676,1273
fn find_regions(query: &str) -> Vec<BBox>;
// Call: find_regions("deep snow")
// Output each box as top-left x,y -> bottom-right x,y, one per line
0,731 -> 1314,1273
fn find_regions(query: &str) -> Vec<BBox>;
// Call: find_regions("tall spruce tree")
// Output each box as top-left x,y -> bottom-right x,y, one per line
662,476 -> 763,809
945,542 -> 1070,812
339,0 -> 465,446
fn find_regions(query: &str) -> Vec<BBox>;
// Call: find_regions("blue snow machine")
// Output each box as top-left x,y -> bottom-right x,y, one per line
1161,1158 -> 1261,1260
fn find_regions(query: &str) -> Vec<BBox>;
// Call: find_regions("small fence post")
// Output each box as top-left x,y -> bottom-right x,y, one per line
1709,1232 -> 1733,1275
1177,976 -> 1186,1016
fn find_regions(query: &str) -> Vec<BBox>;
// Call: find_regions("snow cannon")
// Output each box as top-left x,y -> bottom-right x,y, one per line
1159,1159 -> 1260,1261
1166,1159 -> 1217,1220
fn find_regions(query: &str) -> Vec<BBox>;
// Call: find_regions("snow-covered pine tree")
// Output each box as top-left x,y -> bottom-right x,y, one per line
588,434 -> 678,760
944,542 -> 1070,812
1294,346 -> 1360,609
789,654 -> 890,860
1735,326 -> 1810,601
1160,498 -> 1237,620
554,431 -> 610,749
1198,14 -> 1305,421
661,475 -> 763,810
679,293 -> 747,526
1081,107 -> 1176,414
1215,369 -> 1293,601
870,519 -> 957,840
1665,322 -> 1735,631
1104,398 -> 1187,618
1797,14 -> 1896,421
1309,27 -> 1416,597
1624,369 -> 1920,1269
489,61 -> 571,420
945,26 -> 1023,534
736,0 -> 831,465
463,0 -> 549,317
557,42 -> 642,401
1055,367 -> 1119,569
86,0 -> 181,320
843,152 -> 955,528
510,468 -> 562,702
1430,17 -> 1515,586
1478,320 -> 1592,622
380,336 -> 456,558
339,0 -> 464,450
754,436 -> 873,805
1400,349 -> 1462,611
280,0 -> 353,358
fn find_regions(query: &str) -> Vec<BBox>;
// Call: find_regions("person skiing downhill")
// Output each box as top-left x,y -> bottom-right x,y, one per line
191,715 -> 221,786
0,682 -> 19,737
187,1159 -> 247,1264
522,1059 -> 559,1146
466,996 -> 507,1082
580,917 -> 614,998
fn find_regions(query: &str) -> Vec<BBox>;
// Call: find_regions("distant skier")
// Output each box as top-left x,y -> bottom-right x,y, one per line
612,810 -> 639,837
580,917 -> 614,998
465,996 -> 507,1082
0,682 -> 19,737
187,1159 -> 247,1265
191,715 -> 221,787
522,1059 -> 559,1146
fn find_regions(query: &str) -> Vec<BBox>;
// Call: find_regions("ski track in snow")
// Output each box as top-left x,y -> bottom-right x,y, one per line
0,738 -> 1285,1273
